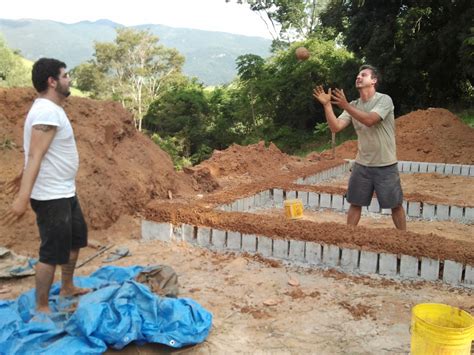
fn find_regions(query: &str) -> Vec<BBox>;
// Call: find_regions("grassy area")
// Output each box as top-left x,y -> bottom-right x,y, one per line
456,109 -> 474,128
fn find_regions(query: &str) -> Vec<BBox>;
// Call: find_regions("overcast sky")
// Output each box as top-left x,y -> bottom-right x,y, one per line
1,0 -> 273,38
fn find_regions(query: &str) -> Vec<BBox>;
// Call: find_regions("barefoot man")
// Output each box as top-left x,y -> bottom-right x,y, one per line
313,64 -> 406,230
1,58 -> 89,312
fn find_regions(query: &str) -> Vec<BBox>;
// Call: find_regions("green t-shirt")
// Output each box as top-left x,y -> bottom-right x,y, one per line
338,92 -> 397,167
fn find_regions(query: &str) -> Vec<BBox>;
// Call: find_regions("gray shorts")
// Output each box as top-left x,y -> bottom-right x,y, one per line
346,162 -> 403,209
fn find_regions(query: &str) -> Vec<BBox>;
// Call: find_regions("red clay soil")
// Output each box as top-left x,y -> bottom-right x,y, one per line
333,108 -> 474,164
1,88 -> 473,266
0,88 -> 211,254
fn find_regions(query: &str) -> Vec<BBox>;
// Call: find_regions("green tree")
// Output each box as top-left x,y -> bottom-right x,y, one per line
0,35 -> 30,88
320,0 -> 474,111
74,28 -> 185,131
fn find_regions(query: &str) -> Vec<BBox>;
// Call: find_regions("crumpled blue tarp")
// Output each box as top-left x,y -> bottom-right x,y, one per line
0,265 -> 213,354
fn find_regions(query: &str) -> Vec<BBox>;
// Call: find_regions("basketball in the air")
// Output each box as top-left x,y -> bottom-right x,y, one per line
295,47 -> 310,61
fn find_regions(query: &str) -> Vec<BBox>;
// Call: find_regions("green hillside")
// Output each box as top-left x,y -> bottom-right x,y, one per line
0,19 -> 271,85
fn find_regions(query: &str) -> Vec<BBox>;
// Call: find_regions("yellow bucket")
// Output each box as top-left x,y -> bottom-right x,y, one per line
411,303 -> 474,355
284,199 -> 304,219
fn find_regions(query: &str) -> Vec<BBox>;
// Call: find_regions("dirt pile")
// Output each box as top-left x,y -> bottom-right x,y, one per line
0,88 -> 206,252
194,141 -> 310,186
331,108 -> 474,164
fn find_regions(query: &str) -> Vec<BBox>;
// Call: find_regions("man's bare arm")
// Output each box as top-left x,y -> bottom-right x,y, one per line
331,89 -> 381,127
313,86 -> 351,133
0,125 -> 57,225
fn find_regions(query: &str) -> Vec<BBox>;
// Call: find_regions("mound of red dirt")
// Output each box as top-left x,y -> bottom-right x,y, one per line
331,108 -> 474,164
0,88 -> 208,252
193,141 -> 310,186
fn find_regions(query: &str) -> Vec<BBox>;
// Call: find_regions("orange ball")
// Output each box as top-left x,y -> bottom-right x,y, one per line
295,47 -> 310,61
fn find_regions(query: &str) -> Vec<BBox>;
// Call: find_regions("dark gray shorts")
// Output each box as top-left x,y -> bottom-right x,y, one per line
346,162 -> 403,209
30,195 -> 88,265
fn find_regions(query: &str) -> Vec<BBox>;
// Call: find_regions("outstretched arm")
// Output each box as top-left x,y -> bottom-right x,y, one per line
331,88 -> 381,127
313,86 -> 350,133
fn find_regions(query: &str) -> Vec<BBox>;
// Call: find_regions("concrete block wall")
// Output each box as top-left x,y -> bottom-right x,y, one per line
397,161 -> 474,176
218,188 -> 473,223
141,220 -> 473,288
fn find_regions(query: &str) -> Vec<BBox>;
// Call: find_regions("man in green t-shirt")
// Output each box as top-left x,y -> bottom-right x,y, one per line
313,64 -> 406,230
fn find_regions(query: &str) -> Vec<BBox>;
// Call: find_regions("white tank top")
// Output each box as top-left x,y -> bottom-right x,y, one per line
24,98 -> 79,200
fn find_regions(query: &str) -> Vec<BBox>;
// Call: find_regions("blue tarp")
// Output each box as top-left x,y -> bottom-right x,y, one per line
0,265 -> 213,354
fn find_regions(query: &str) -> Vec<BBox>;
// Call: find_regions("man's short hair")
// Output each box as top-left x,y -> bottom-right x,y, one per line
32,58 -> 67,93
359,64 -> 381,88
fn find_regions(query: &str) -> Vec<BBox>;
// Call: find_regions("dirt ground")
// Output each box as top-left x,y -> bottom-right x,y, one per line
1,216 -> 472,354
1,89 -> 473,353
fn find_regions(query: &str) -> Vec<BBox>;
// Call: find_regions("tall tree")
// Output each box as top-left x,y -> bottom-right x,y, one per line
320,0 -> 474,111
75,28 -> 185,131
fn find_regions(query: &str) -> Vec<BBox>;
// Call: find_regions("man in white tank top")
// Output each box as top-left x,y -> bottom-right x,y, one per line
1,58 -> 89,313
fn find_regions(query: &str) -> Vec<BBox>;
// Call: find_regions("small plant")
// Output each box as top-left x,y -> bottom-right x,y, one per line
0,138 -> 16,150
314,122 -> 329,136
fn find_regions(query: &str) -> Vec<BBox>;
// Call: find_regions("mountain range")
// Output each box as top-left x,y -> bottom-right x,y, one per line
0,18 -> 271,85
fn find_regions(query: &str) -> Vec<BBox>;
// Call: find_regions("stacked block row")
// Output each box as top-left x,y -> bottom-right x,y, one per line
295,162 -> 351,185
397,161 -> 474,176
218,189 -> 473,223
141,220 -> 474,288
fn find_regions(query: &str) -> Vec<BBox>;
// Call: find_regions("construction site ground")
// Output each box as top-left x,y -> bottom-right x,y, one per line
0,88 -> 473,353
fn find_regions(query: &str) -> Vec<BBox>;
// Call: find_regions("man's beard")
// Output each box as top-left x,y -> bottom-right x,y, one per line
56,83 -> 71,98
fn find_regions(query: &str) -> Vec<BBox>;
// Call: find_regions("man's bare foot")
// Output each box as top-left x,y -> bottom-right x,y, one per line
59,286 -> 91,298
36,306 -> 51,314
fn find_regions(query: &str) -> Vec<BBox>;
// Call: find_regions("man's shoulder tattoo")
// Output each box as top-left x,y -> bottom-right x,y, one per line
33,124 -> 56,132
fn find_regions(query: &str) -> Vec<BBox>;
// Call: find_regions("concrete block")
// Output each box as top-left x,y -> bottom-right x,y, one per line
422,203 -> 435,219
443,164 -> 454,175
400,255 -> 419,278
397,161 -> 403,172
460,165 -> 470,176
465,207 -> 474,221
381,208 -> 392,215
257,236 -> 272,257
407,201 -> 421,218
273,189 -> 284,206
402,161 -> 411,173
359,251 -> 378,274
212,229 -> 226,249
379,253 -> 398,276
307,192 -> 319,209
470,166 -> 474,176
305,242 -> 322,264
288,240 -> 306,262
296,178 -> 304,184
435,163 -> 445,174
449,206 -> 463,220
343,197 -> 351,211
320,193 -> 332,208
231,200 -> 239,211
197,227 -> 211,247
141,220 -> 173,242
237,198 -> 244,211
452,165 -> 461,175
286,191 -> 297,200
273,239 -> 289,259
410,162 -> 420,173
436,205 -> 449,220
322,244 -> 340,267
402,201 -> 408,213
418,162 -> 428,173
241,234 -> 257,253
368,198 -> 380,213
299,191 -> 309,207
420,257 -> 439,281
463,265 -> 474,286
227,231 -> 241,251
332,194 -> 344,211
182,224 -> 196,244
443,260 -> 463,284
427,163 -> 436,173
242,197 -> 249,211
340,248 -> 359,271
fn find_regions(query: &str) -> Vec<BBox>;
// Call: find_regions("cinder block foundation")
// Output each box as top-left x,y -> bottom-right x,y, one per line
420,257 -> 439,281
142,221 -> 173,242
443,260 -> 463,284
288,240 -> 306,262
212,229 -> 226,249
379,253 -> 398,276
227,231 -> 242,251
340,248 -> 359,271
305,242 -> 322,265
257,236 -> 273,257
241,234 -> 257,253
273,239 -> 289,259
400,255 -> 418,278
359,251 -> 378,274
